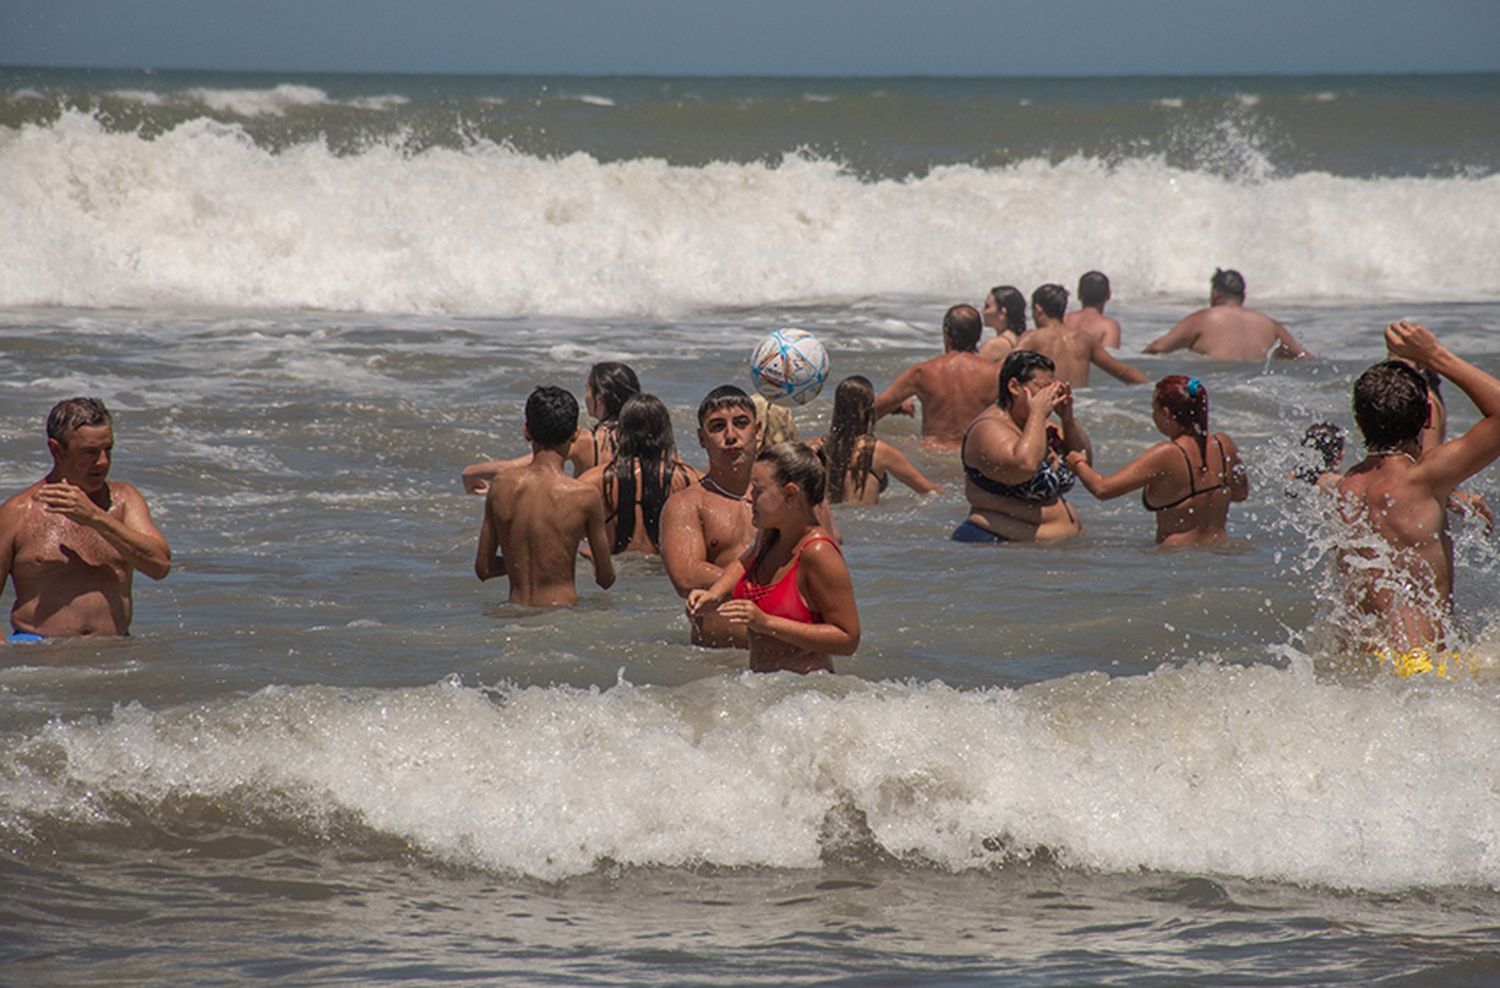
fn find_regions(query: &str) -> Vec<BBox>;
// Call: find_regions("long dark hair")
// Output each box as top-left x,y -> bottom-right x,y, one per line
823,375 -> 877,503
588,362 -> 641,424
607,393 -> 680,552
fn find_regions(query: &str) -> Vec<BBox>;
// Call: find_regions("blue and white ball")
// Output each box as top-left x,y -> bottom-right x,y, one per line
749,328 -> 829,406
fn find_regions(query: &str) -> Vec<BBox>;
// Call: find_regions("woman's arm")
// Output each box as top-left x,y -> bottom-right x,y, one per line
875,440 -> 940,495
727,539 -> 859,656
1066,443 -> 1174,500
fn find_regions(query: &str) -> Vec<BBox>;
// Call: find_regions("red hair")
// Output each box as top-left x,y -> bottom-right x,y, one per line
1155,375 -> 1210,466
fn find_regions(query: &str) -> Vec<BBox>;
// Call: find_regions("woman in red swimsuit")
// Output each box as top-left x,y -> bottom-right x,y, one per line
687,442 -> 860,673
1065,375 -> 1249,546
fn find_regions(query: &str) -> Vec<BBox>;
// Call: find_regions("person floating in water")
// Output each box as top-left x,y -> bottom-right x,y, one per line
473,385 -> 615,606
0,398 -> 172,642
688,442 -> 859,674
1144,268 -> 1311,361
1067,375 -> 1249,546
1334,321 -> 1500,671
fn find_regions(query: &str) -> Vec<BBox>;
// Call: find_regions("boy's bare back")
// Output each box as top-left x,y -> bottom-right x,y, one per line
477,457 -> 614,606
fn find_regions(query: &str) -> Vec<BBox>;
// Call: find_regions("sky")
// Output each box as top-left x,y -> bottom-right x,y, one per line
2,0 -> 1499,77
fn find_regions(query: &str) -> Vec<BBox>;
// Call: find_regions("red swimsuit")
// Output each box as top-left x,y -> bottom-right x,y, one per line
733,534 -> 839,623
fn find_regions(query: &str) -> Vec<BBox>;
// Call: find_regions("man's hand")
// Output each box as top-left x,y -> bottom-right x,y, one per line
36,481 -> 105,527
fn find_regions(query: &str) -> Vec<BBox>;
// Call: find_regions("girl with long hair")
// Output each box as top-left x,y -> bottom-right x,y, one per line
810,375 -> 939,505
581,393 -> 698,555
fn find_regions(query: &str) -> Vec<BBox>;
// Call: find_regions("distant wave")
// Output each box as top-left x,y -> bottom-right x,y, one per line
1,111 -> 1497,316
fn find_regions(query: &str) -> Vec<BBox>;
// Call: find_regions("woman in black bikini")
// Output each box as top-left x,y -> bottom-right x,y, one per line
580,393 -> 699,555
811,376 -> 940,506
1066,375 -> 1248,546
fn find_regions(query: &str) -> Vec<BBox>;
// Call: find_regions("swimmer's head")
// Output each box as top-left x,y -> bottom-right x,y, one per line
525,385 -> 579,448
998,350 -> 1056,409
697,384 -> 756,426
1077,271 -> 1110,308
1031,283 -> 1069,321
615,393 -> 676,459
1211,268 -> 1246,301
757,440 -> 827,507
1353,360 -> 1429,449
942,304 -> 983,352
46,397 -> 112,445
1154,375 -> 1209,436
586,362 -> 641,422
830,375 -> 876,436
986,285 -> 1027,333
1301,421 -> 1345,470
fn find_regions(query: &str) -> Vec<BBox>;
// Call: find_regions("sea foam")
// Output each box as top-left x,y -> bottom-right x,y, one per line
2,111 -> 1497,317
4,666 -> 1498,889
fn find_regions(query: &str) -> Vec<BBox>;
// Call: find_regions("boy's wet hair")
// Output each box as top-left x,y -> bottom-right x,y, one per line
1031,283 -> 1069,321
697,384 -> 756,425
525,385 -> 579,447
1077,271 -> 1110,307
1352,361 -> 1429,449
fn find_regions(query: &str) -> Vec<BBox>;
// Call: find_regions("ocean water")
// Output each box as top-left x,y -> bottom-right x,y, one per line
2,68 -> 1500,985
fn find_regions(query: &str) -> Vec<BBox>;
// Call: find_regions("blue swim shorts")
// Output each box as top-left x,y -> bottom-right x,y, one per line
7,629 -> 46,644
951,520 -> 1010,544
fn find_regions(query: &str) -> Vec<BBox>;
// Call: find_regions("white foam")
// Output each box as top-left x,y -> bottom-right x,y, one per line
567,94 -> 616,108
4,668 -> 1499,889
185,84 -> 332,116
1153,97 -> 1185,109
1,111 -> 1497,317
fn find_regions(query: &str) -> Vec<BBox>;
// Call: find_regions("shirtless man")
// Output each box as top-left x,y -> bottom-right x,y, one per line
1335,322 -> 1500,663
1144,268 -> 1311,361
1063,270 -> 1122,349
873,304 -> 1000,446
1016,284 -> 1148,388
0,398 -> 171,641
660,386 -> 760,647
474,385 -> 615,606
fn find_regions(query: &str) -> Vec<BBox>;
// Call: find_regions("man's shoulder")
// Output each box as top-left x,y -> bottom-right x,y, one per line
0,481 -> 44,519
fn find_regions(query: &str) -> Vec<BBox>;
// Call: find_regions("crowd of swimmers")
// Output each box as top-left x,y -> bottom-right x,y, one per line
4,269 -> 1498,680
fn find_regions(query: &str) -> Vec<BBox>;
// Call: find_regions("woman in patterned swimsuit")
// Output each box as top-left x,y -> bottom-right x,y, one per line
955,350 -> 1093,544
1066,375 -> 1248,546
687,442 -> 859,673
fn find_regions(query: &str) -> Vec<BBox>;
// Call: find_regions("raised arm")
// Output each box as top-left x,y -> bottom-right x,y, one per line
1393,322 -> 1500,496
37,482 -> 171,580
1066,443 -> 1176,500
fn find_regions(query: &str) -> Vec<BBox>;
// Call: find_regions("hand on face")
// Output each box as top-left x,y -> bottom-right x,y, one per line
1025,380 -> 1067,418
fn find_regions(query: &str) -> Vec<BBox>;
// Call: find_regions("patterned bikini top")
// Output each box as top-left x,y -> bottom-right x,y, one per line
960,421 -> 1076,503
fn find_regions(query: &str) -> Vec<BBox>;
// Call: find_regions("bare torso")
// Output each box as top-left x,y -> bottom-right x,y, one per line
661,481 -> 754,647
1,480 -> 144,636
1016,325 -> 1097,387
1336,455 -> 1453,649
1142,435 -> 1243,547
907,352 -> 1001,446
485,466 -> 604,606
1175,307 -> 1291,361
1064,309 -> 1121,349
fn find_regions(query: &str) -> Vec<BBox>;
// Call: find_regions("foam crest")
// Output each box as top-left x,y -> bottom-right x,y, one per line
1,112 -> 1497,317
4,668 -> 1498,889
184,84 -> 333,116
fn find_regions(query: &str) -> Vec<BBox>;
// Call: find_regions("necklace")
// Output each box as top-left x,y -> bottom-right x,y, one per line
1367,447 -> 1419,464
701,475 -> 746,500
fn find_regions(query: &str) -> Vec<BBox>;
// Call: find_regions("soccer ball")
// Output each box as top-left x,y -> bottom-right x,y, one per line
749,328 -> 829,406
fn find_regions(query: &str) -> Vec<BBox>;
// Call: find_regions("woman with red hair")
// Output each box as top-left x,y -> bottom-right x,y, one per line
1065,375 -> 1248,546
